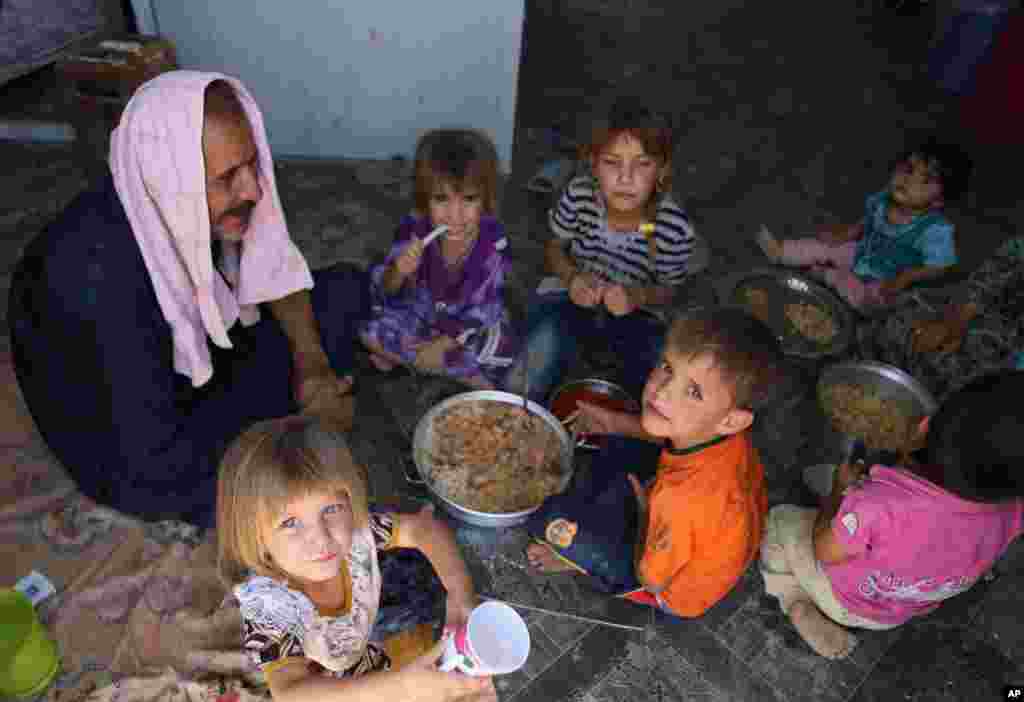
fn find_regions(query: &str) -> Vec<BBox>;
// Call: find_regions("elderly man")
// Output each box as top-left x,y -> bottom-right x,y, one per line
8,71 -> 369,528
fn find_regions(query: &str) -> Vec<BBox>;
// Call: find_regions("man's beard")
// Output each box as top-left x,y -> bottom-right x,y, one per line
212,201 -> 255,239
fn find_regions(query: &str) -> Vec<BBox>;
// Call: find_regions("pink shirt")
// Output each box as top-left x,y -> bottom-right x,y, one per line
826,466 -> 1024,626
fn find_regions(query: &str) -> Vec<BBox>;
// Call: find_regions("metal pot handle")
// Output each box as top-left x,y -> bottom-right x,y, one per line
402,454 -> 427,487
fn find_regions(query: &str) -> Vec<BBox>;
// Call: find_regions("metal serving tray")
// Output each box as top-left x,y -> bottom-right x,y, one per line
717,267 -> 856,359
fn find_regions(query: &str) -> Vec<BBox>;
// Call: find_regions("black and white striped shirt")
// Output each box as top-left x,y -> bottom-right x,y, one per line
549,175 -> 697,287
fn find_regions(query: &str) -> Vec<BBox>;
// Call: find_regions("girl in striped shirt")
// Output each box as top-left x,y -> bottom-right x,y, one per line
517,97 -> 703,402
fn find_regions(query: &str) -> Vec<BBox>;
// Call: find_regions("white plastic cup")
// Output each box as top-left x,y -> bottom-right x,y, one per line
437,601 -> 530,676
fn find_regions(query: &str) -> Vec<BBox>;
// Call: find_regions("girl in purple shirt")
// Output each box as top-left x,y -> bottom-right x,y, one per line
761,371 -> 1024,659
359,129 -> 520,389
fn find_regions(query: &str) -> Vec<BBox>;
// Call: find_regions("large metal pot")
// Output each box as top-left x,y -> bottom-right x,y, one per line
410,390 -> 575,528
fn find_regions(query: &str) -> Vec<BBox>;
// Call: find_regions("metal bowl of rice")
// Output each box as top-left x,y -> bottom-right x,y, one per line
817,361 -> 938,454
410,391 -> 574,528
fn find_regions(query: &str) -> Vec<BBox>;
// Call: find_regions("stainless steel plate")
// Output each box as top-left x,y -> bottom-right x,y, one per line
717,267 -> 855,359
548,378 -> 640,450
818,360 -> 938,419
411,391 -> 574,528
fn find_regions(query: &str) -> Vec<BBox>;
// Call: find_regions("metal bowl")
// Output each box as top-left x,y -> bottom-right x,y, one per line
716,267 -> 855,359
817,362 -> 938,452
548,378 -> 640,450
410,390 -> 574,528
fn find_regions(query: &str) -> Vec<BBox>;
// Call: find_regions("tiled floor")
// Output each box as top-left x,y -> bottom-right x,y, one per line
2,1 -> 1023,700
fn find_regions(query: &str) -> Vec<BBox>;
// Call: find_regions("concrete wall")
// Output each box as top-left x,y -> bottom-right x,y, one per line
134,1 -> 523,167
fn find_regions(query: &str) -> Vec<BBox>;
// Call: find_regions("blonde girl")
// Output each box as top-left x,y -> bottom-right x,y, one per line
217,415 -> 494,702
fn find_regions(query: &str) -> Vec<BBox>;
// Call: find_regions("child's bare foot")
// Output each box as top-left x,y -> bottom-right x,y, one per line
787,599 -> 858,659
762,567 -> 802,603
756,225 -> 783,263
369,353 -> 397,372
526,542 -> 582,574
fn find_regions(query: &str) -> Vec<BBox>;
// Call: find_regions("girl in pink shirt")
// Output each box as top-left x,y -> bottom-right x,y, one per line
761,371 -> 1024,659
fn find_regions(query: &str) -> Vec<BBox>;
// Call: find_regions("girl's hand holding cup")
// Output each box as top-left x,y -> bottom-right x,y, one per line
396,236 -> 426,276
402,640 -> 497,702
438,602 -> 530,678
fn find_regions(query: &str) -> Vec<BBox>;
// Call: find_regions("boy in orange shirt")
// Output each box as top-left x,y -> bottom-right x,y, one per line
527,308 -> 786,616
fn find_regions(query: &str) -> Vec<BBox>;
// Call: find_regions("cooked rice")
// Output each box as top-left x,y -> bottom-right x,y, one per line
425,401 -> 564,513
742,287 -> 772,324
820,383 -> 916,453
785,302 -> 836,344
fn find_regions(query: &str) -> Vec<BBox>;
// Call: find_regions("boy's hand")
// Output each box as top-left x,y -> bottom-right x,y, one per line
412,335 -> 459,372
603,284 -> 642,316
571,400 -> 630,436
396,236 -> 426,276
628,473 -> 650,515
569,272 -> 606,308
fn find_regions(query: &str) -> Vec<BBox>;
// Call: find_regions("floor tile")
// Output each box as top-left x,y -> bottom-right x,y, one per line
746,633 -> 868,702
847,625 -> 1018,702
511,625 -> 639,702
532,611 -> 597,649
651,616 -> 787,701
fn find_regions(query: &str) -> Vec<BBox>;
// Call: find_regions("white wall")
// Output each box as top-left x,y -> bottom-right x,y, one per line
135,1 -> 523,168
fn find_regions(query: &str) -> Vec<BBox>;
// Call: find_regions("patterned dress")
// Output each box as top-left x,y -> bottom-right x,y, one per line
857,236 -> 1024,400
360,215 -> 520,388
233,511 -> 446,677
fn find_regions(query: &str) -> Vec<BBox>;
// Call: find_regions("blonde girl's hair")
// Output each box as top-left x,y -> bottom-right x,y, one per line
216,415 -> 370,587
412,128 -> 500,216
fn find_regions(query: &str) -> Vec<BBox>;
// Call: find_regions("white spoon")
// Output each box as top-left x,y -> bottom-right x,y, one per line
422,224 -> 449,247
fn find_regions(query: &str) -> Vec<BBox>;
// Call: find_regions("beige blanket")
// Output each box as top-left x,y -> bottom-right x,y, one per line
0,350 -> 268,702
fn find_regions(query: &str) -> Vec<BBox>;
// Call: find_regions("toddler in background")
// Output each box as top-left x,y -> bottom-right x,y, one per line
217,415 -> 494,702
757,138 -> 971,309
515,96 -> 703,403
360,129 -> 519,390
762,371 -> 1024,660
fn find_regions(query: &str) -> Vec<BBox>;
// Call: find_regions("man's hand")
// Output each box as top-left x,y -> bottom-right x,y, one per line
413,335 -> 459,373
568,272 -> 606,308
603,284 -> 642,316
911,316 -> 968,354
296,378 -> 355,433
395,236 -> 426,276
